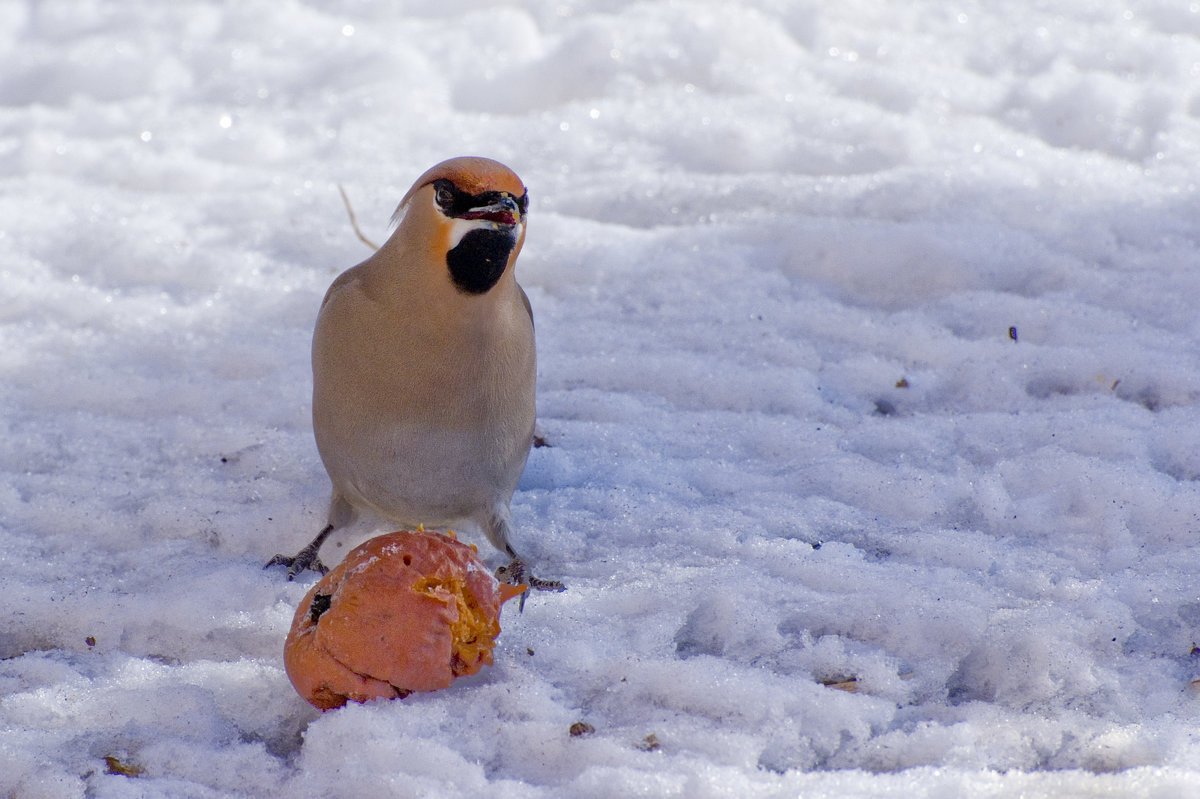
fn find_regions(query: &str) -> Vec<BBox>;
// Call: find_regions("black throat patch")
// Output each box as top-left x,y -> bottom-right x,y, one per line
447,228 -> 516,295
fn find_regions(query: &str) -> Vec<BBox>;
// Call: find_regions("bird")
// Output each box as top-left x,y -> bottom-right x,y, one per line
266,156 -> 563,596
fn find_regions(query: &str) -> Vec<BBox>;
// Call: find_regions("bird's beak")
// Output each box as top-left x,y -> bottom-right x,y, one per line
459,194 -> 522,227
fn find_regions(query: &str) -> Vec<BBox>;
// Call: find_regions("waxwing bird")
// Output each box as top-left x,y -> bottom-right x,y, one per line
267,157 -> 563,595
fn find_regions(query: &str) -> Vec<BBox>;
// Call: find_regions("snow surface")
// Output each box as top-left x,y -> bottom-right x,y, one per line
4,0 -> 1200,796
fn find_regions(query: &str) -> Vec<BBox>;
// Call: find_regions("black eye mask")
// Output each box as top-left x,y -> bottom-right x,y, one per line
433,178 -> 528,225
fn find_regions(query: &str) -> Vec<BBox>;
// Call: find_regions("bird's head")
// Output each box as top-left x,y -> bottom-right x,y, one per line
392,157 -> 529,296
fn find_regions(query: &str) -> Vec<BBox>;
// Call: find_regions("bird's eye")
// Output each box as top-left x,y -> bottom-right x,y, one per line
435,186 -> 454,209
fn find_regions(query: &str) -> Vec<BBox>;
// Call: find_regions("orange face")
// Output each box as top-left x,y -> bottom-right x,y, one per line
400,156 -> 527,207
388,157 -> 530,297
284,529 -> 525,710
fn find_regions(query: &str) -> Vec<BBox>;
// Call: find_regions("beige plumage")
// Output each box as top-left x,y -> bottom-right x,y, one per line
268,157 -> 562,593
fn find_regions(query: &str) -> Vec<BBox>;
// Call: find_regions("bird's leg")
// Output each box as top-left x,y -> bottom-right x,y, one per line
486,511 -> 564,608
264,523 -> 335,581
496,545 -> 565,611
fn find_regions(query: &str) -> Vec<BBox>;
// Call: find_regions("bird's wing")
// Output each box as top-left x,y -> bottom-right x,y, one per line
519,285 -> 533,329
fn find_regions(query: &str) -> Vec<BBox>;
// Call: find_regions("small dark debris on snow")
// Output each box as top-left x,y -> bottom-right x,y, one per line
104,755 -> 143,777
822,676 -> 859,693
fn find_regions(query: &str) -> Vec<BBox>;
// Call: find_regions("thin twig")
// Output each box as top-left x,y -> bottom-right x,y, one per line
338,184 -> 380,251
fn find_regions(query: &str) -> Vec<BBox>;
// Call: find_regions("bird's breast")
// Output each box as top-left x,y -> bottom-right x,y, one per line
311,285 -> 535,516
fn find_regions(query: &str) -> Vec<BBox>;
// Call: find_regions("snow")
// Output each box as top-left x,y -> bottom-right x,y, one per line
3,0 -> 1200,795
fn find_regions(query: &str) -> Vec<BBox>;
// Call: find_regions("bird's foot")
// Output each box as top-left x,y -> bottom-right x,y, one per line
264,524 -> 335,581
496,557 -> 564,611
496,557 -> 565,592
264,547 -> 329,581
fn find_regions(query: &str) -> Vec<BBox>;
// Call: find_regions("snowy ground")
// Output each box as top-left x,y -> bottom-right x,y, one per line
4,0 -> 1200,796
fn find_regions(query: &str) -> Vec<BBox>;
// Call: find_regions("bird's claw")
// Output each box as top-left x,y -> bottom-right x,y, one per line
495,558 -> 564,591
496,557 -> 564,611
526,574 -> 566,592
264,548 -> 329,581
265,524 -> 335,581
